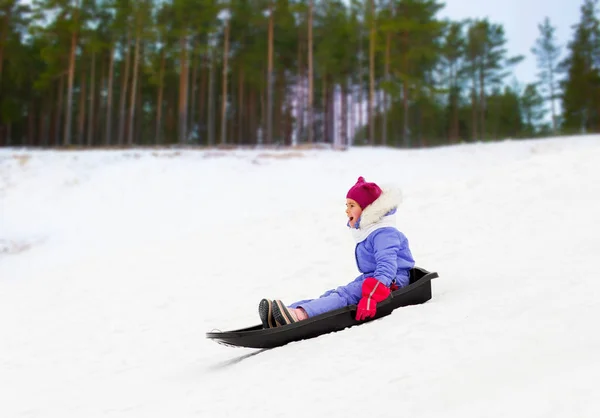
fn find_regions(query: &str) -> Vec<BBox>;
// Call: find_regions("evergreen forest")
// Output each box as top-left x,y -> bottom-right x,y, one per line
0,0 -> 598,148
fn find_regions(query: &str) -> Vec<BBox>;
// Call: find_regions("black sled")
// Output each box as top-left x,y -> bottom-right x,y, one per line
206,266 -> 439,349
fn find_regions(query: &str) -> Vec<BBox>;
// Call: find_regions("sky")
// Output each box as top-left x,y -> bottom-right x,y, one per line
1,135 -> 600,417
440,0 -> 582,86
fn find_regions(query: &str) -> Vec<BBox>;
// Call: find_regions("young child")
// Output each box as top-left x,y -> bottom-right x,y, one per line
259,176 -> 415,328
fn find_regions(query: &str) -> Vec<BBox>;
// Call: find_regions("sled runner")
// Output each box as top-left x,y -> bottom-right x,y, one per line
206,266 -> 439,349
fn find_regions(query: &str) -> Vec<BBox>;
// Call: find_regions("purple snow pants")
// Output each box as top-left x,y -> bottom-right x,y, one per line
288,277 -> 364,318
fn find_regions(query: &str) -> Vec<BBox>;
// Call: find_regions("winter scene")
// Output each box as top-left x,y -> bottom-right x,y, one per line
1,0 -> 600,417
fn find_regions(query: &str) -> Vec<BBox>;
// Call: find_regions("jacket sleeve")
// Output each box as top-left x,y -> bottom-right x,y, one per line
370,228 -> 401,287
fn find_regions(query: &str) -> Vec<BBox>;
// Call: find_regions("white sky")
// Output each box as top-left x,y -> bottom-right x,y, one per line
1,135 -> 600,417
440,0 -> 582,85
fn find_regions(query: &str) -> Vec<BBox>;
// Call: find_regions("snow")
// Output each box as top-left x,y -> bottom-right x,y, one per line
1,136 -> 599,418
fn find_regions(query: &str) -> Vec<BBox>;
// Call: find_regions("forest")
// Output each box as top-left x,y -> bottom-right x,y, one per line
0,0 -> 598,148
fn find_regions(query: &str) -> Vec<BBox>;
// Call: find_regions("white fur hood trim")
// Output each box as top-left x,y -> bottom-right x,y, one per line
350,213 -> 397,243
358,184 -> 403,228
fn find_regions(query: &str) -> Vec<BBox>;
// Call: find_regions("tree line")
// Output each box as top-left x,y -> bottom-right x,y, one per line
0,0 -> 597,149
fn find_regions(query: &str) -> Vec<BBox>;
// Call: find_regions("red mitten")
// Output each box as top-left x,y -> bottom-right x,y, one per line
356,277 -> 391,321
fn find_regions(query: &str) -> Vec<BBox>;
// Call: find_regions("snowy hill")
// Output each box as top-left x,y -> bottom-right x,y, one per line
1,136 -> 599,418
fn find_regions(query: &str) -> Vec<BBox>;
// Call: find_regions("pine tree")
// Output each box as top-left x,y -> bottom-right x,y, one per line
440,20 -> 466,143
0,0 -> 32,145
389,0 -> 445,147
465,19 -> 523,141
520,83 -> 546,136
560,0 -> 600,133
531,17 -> 562,133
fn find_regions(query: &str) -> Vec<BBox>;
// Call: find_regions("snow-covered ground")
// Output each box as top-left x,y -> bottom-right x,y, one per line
1,136 -> 599,418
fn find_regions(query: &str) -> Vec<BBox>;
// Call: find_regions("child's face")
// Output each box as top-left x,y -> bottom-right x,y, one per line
346,198 -> 362,227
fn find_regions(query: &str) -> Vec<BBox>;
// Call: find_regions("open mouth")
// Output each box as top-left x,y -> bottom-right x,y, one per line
349,216 -> 354,222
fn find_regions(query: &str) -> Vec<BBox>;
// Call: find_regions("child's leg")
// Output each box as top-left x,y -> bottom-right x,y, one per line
290,291 -> 354,318
281,279 -> 363,321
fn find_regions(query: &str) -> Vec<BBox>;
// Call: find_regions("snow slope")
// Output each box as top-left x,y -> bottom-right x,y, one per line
1,136 -> 599,418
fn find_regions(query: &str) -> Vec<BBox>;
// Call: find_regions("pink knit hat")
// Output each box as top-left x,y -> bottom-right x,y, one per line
346,176 -> 382,209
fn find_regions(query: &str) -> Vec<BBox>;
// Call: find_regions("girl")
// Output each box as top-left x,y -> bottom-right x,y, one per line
259,176 -> 415,328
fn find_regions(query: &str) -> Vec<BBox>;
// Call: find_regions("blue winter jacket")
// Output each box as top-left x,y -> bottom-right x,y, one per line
353,226 -> 414,288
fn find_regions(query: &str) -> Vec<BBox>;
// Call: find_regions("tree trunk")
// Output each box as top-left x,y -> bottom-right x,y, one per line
97,54 -> 106,143
260,83 -> 265,145
167,90 -> 176,143
127,30 -> 141,146
117,32 -> 131,146
155,48 -> 165,145
449,64 -> 459,144
340,81 -> 348,148
358,83 -> 364,144
322,76 -> 327,143
451,90 -> 459,143
266,2 -> 274,145
135,68 -> 143,144
419,104 -> 425,147
249,88 -> 256,144
307,0 -> 314,144
55,73 -> 65,145
105,44 -> 115,146
294,27 -> 303,146
27,100 -> 35,146
548,65 -> 557,133
220,20 -> 230,145
471,83 -> 477,140
87,51 -> 96,146
328,79 -> 335,144
189,50 -> 198,136
403,80 -> 409,147
383,3 -> 392,147
198,54 -> 207,144
207,44 -> 215,146
64,25 -> 78,146
238,69 -> 244,145
349,78 -> 355,146
229,74 -> 236,145
275,70 -> 285,143
178,33 -> 189,145
39,98 -> 49,146
368,0 -> 376,145
77,66 -> 86,146
401,29 -> 410,147
357,22 -> 365,145
282,98 -> 291,149
479,66 -> 485,140
285,102 -> 293,145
